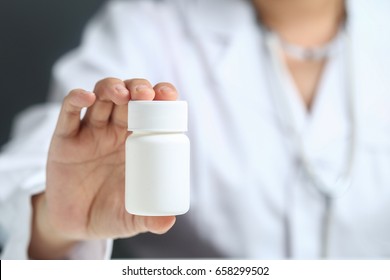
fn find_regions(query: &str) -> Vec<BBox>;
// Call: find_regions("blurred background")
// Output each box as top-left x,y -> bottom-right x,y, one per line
0,0 -> 106,147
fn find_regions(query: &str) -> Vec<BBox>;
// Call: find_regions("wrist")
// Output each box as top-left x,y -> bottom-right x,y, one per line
28,192 -> 79,259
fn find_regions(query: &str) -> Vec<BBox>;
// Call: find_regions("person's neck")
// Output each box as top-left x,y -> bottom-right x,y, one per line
253,0 -> 345,47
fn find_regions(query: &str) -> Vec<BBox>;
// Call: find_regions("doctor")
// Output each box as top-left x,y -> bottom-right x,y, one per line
1,0 -> 390,259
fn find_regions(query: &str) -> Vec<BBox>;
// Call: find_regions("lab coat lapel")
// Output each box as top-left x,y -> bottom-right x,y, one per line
189,0 -> 258,78
189,0 -> 272,108
188,0 -> 274,137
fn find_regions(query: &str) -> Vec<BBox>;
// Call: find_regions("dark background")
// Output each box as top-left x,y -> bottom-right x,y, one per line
0,0 -> 106,147
0,0 -> 139,258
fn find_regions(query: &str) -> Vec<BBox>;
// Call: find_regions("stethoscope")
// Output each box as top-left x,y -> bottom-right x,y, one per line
264,26 -> 356,258
172,1 -> 356,258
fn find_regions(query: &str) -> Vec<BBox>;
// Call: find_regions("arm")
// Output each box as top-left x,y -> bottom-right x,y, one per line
28,193 -> 77,259
28,79 -> 178,259
1,0 -> 175,259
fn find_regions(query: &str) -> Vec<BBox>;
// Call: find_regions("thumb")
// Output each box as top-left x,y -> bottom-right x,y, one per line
131,216 -> 176,235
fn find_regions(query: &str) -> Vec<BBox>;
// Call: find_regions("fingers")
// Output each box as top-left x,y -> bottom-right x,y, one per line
124,79 -> 156,100
111,80 -> 178,128
55,89 -> 96,137
110,79 -> 155,128
123,79 -> 178,101
145,216 -> 176,234
153,82 -> 179,100
63,79 -> 180,132
83,78 -> 130,128
131,215 -> 176,235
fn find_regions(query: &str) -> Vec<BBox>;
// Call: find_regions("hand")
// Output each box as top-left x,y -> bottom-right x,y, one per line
29,78 -> 178,259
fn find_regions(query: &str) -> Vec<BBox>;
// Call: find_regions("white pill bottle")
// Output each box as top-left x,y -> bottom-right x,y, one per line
125,100 -> 190,216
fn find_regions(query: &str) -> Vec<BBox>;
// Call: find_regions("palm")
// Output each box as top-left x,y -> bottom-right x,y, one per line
44,79 -> 179,242
29,79 -> 177,259
47,123 -> 130,239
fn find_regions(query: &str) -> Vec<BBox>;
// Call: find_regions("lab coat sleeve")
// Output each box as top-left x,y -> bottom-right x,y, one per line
0,0 -> 166,259
0,104 -> 60,259
0,104 -> 112,259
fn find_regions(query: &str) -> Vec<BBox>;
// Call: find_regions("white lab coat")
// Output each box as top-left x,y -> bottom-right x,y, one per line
1,0 -> 390,259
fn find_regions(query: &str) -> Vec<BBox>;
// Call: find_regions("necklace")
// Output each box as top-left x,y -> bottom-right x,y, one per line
272,29 -> 344,61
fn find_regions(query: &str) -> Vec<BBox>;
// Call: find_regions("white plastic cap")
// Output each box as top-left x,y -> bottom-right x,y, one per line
128,101 -> 188,131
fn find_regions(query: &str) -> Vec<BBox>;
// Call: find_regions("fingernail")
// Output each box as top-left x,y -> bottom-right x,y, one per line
160,86 -> 174,94
135,84 -> 151,93
115,85 -> 129,95
82,90 -> 94,95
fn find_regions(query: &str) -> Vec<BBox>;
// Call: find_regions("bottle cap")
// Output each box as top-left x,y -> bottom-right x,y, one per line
128,101 -> 188,131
